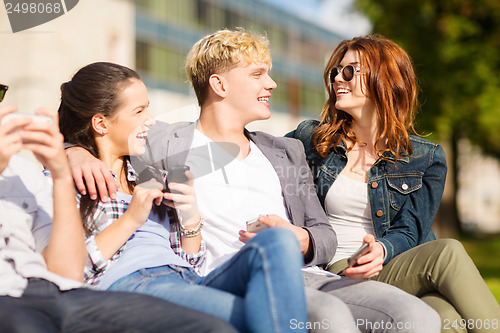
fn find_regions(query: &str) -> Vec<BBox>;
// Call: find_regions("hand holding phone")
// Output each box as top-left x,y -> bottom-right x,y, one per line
163,165 -> 190,201
246,217 -> 270,233
1,112 -> 52,125
347,243 -> 370,267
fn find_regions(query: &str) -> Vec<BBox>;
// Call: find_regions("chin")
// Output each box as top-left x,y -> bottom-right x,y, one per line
129,146 -> 145,156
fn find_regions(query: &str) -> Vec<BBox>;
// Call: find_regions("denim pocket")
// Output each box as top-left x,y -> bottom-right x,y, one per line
386,174 -> 422,210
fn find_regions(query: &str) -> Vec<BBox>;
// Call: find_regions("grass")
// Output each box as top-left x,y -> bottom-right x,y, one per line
460,235 -> 500,303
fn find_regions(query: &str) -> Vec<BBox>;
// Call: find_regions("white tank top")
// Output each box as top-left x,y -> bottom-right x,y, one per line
324,174 -> 374,266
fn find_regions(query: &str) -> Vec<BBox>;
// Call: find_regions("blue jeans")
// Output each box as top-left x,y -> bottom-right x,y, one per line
0,278 -> 236,333
108,228 -> 308,333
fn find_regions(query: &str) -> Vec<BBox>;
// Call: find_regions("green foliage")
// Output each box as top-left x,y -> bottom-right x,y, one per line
355,0 -> 500,157
461,236 -> 500,302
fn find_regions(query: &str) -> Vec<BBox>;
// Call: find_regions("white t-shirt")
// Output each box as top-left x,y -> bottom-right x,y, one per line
188,130 -> 288,275
0,155 -> 82,297
324,174 -> 374,266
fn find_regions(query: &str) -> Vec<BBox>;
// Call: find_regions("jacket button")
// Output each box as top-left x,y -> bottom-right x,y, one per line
371,182 -> 378,189
376,210 -> 383,217
402,183 -> 408,190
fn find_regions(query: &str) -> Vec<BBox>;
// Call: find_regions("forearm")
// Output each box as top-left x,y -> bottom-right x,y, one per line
43,173 -> 86,281
94,213 -> 142,260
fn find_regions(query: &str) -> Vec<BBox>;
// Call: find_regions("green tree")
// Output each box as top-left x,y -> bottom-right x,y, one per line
355,0 -> 500,235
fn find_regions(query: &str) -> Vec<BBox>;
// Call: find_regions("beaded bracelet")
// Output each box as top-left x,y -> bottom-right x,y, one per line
180,217 -> 204,238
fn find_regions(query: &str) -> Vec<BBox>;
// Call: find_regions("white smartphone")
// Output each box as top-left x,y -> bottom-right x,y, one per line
347,243 -> 370,267
246,217 -> 269,233
1,112 -> 52,125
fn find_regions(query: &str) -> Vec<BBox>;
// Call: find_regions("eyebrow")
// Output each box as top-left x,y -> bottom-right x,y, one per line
338,61 -> 360,67
133,101 -> 149,111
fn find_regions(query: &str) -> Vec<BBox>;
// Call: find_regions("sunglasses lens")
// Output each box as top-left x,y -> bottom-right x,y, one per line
342,65 -> 354,81
330,68 -> 339,84
0,85 -> 7,102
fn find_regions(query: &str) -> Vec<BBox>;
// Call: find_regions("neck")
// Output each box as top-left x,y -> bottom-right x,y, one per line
96,141 -> 123,178
198,105 -> 251,159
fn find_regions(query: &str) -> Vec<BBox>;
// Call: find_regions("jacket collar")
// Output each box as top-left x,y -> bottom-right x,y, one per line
334,139 -> 410,164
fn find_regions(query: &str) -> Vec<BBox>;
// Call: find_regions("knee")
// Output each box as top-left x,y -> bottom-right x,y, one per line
433,239 -> 468,262
249,228 -> 303,266
396,297 -> 441,333
253,227 -> 300,253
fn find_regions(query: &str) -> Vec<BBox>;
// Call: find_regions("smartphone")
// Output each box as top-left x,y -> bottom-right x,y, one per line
347,243 -> 370,267
1,112 -> 52,125
166,165 -> 190,185
246,217 -> 269,233
163,165 -> 190,202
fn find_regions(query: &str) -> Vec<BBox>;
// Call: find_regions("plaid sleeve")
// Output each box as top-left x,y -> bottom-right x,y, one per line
170,221 -> 206,271
83,199 -> 128,285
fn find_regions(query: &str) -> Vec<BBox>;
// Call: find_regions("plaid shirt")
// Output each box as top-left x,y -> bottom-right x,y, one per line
82,159 -> 205,286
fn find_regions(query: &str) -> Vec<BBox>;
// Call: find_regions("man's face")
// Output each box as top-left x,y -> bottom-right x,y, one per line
219,61 -> 277,125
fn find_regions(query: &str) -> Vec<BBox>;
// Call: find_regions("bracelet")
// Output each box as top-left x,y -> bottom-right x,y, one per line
179,216 -> 204,238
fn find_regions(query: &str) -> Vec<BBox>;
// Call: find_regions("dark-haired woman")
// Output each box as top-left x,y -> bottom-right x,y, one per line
287,35 -> 500,332
59,62 -> 308,333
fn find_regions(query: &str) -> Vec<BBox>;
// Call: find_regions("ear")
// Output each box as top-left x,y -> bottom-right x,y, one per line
91,114 -> 108,135
208,74 -> 226,98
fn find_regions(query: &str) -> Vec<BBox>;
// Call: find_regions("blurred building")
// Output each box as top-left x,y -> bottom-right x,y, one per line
132,0 -> 346,134
457,139 -> 500,234
0,0 -> 347,136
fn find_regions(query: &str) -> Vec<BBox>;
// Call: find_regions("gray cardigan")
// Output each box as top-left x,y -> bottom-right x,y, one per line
140,121 -> 337,267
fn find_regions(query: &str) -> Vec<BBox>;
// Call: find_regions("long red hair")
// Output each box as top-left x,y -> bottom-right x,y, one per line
313,35 -> 419,161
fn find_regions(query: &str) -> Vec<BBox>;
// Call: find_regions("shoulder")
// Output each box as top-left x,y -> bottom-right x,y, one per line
251,131 -> 303,151
3,155 -> 45,184
409,135 -> 446,163
149,120 -> 194,138
286,119 -> 320,143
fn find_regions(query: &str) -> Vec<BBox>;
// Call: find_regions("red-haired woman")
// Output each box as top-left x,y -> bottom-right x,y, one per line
287,35 -> 500,332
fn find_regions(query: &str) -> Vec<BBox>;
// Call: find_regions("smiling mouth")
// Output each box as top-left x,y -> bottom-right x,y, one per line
258,96 -> 270,103
336,88 -> 350,95
136,132 -> 148,140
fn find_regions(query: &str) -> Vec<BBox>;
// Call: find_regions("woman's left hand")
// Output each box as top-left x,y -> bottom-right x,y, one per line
343,234 -> 385,279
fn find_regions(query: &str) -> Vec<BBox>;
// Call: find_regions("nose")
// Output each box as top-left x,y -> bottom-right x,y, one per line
144,110 -> 156,127
266,74 -> 277,91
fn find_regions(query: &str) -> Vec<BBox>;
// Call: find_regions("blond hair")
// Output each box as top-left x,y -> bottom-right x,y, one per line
186,28 -> 271,106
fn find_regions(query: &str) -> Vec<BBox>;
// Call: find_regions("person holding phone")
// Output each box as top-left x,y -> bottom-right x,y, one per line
287,35 -> 500,331
0,100 -> 236,332
57,62 -> 308,333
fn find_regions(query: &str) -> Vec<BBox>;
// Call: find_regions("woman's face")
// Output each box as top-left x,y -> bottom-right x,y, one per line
331,49 -> 374,121
106,79 -> 155,157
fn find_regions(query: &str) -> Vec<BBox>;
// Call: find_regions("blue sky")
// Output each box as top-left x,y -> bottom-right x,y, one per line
262,0 -> 372,37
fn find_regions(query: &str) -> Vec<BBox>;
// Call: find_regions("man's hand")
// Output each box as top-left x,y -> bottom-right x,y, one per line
238,214 -> 312,258
66,146 -> 118,201
0,105 -> 30,173
343,234 -> 385,279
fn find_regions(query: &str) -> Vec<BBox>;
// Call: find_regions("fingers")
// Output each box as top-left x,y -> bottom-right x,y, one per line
80,161 -> 117,201
0,105 -> 17,118
363,234 -> 375,244
238,230 -> 257,243
72,166 -> 87,196
257,214 -> 287,228
343,265 -> 381,279
166,182 -> 195,196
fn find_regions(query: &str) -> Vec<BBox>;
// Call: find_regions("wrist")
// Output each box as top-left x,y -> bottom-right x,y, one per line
179,216 -> 204,238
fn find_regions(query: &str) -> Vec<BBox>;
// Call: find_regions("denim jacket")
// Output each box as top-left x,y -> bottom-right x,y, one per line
287,120 -> 447,264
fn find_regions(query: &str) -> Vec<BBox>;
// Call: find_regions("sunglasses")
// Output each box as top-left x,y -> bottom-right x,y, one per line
0,84 -> 7,102
329,65 -> 361,84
